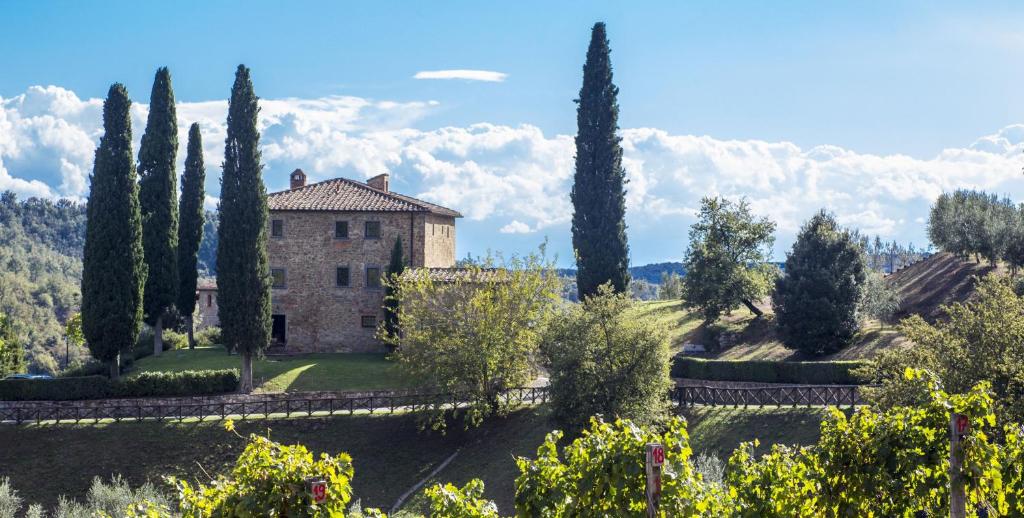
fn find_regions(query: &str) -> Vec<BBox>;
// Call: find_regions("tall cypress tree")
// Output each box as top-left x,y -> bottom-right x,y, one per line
571,21 -> 630,299
81,84 -> 147,379
138,67 -> 179,356
218,65 -> 271,392
383,236 -> 405,342
177,123 -> 206,349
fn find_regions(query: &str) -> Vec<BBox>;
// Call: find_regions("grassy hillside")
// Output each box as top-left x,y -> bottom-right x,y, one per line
887,251 -> 1004,321
131,347 -> 410,393
0,405 -> 827,514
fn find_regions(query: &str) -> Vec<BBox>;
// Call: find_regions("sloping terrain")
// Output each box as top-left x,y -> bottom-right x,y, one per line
886,252 -> 1003,321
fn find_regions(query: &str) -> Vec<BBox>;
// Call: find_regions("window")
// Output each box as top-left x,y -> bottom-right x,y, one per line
361,315 -> 377,328
206,294 -> 212,308
271,268 -> 286,289
365,266 -> 381,289
271,219 -> 284,238
364,221 -> 381,239
336,266 -> 350,287
334,221 -> 348,239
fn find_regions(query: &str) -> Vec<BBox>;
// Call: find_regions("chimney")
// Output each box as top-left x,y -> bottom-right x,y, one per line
367,173 -> 390,192
290,168 -> 307,189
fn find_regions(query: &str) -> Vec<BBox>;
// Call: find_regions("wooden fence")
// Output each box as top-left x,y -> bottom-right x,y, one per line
673,384 -> 863,408
0,384 -> 864,425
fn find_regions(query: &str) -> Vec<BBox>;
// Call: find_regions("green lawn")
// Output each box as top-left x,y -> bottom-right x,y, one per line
131,347 -> 411,393
0,405 -> 828,514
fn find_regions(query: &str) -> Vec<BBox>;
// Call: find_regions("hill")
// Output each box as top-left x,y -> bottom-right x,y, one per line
558,261 -> 685,284
886,251 -> 1003,321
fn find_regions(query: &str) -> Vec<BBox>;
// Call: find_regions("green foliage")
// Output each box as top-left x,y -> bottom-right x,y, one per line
543,286 -> 672,428
138,67 -> 180,329
864,274 -> 1024,427
671,357 -> 868,385
0,313 -> 26,377
0,477 -> 21,518
0,192 -> 86,373
658,271 -> 683,300
929,189 -> 1016,266
386,248 -> 560,431
513,416 -> 728,516
571,22 -> 630,298
858,271 -> 902,327
0,369 -> 238,401
194,327 -> 222,348
177,123 -> 207,341
383,237 -> 405,341
681,197 -> 777,322
217,65 -> 271,392
81,83 -> 147,378
773,210 -> 867,356
728,370 -> 1007,516
174,424 -> 356,517
425,480 -> 500,518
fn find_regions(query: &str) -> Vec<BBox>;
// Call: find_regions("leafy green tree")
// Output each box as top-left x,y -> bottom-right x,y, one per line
0,313 -> 25,377
176,123 -> 206,349
863,274 -> 1024,426
424,480 -> 499,518
542,286 -> 672,429
138,67 -> 179,357
382,236 -> 405,342
217,65 -> 272,392
81,84 -> 147,379
385,249 -> 560,431
1004,203 -> 1024,276
571,21 -> 630,299
658,271 -> 683,300
681,197 -> 777,322
773,210 -> 866,356
858,271 -> 902,329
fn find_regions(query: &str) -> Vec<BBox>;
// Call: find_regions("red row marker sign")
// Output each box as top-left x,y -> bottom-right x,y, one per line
309,479 -> 327,504
646,443 -> 664,518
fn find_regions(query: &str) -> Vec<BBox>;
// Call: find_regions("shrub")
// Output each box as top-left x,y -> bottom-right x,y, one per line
0,369 -> 239,401
54,476 -> 172,517
195,326 -> 222,348
670,357 -> 869,385
174,421 -> 360,517
0,477 -> 22,518
543,286 -> 672,428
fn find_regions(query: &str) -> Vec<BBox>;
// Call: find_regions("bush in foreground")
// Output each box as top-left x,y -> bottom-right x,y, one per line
671,357 -> 869,385
543,286 -> 672,428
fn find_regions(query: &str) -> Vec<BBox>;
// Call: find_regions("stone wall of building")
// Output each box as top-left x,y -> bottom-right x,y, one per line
196,287 -> 219,330
267,210 -> 455,353
423,213 -> 457,267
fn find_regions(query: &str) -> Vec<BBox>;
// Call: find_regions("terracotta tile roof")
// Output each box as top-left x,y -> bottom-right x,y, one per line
267,177 -> 462,217
402,267 -> 506,283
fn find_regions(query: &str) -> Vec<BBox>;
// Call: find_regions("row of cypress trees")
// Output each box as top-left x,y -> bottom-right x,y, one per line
82,66 -> 266,389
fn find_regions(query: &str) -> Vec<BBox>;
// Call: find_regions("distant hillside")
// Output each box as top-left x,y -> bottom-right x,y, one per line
558,262 -> 686,284
886,251 -> 1002,321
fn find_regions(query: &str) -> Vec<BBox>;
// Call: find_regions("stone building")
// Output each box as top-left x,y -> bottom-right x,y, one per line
265,169 -> 461,352
196,280 -> 219,330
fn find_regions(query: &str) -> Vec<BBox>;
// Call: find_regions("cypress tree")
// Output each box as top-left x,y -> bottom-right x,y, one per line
177,123 -> 206,349
383,236 -> 405,342
81,84 -> 147,379
138,67 -> 179,356
218,65 -> 271,392
571,21 -> 630,299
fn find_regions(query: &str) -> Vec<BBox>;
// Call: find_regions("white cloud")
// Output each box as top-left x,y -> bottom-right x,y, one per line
413,70 -> 508,82
3,84 -> 1024,259
500,220 -> 532,234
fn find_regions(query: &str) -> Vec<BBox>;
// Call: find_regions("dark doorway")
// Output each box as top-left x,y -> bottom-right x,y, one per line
271,314 -> 287,344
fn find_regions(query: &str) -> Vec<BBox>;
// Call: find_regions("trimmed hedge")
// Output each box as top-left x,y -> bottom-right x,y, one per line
0,369 -> 239,401
671,357 -> 869,385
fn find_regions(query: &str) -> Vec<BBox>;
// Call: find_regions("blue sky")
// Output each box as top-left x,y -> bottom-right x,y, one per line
3,1 -> 1024,265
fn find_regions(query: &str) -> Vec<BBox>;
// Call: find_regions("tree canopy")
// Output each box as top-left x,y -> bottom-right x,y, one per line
177,123 -> 206,349
681,197 -> 777,322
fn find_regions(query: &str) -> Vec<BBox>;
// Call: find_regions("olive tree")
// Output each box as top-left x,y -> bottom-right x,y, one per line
384,248 -> 561,431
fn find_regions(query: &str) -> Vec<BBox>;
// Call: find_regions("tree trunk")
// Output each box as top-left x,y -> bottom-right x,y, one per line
240,352 -> 254,393
187,314 -> 195,350
153,314 -> 163,356
741,299 -> 764,317
109,355 -> 120,379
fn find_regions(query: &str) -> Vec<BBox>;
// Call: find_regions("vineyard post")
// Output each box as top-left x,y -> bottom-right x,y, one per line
950,412 -> 968,518
646,443 -> 664,518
